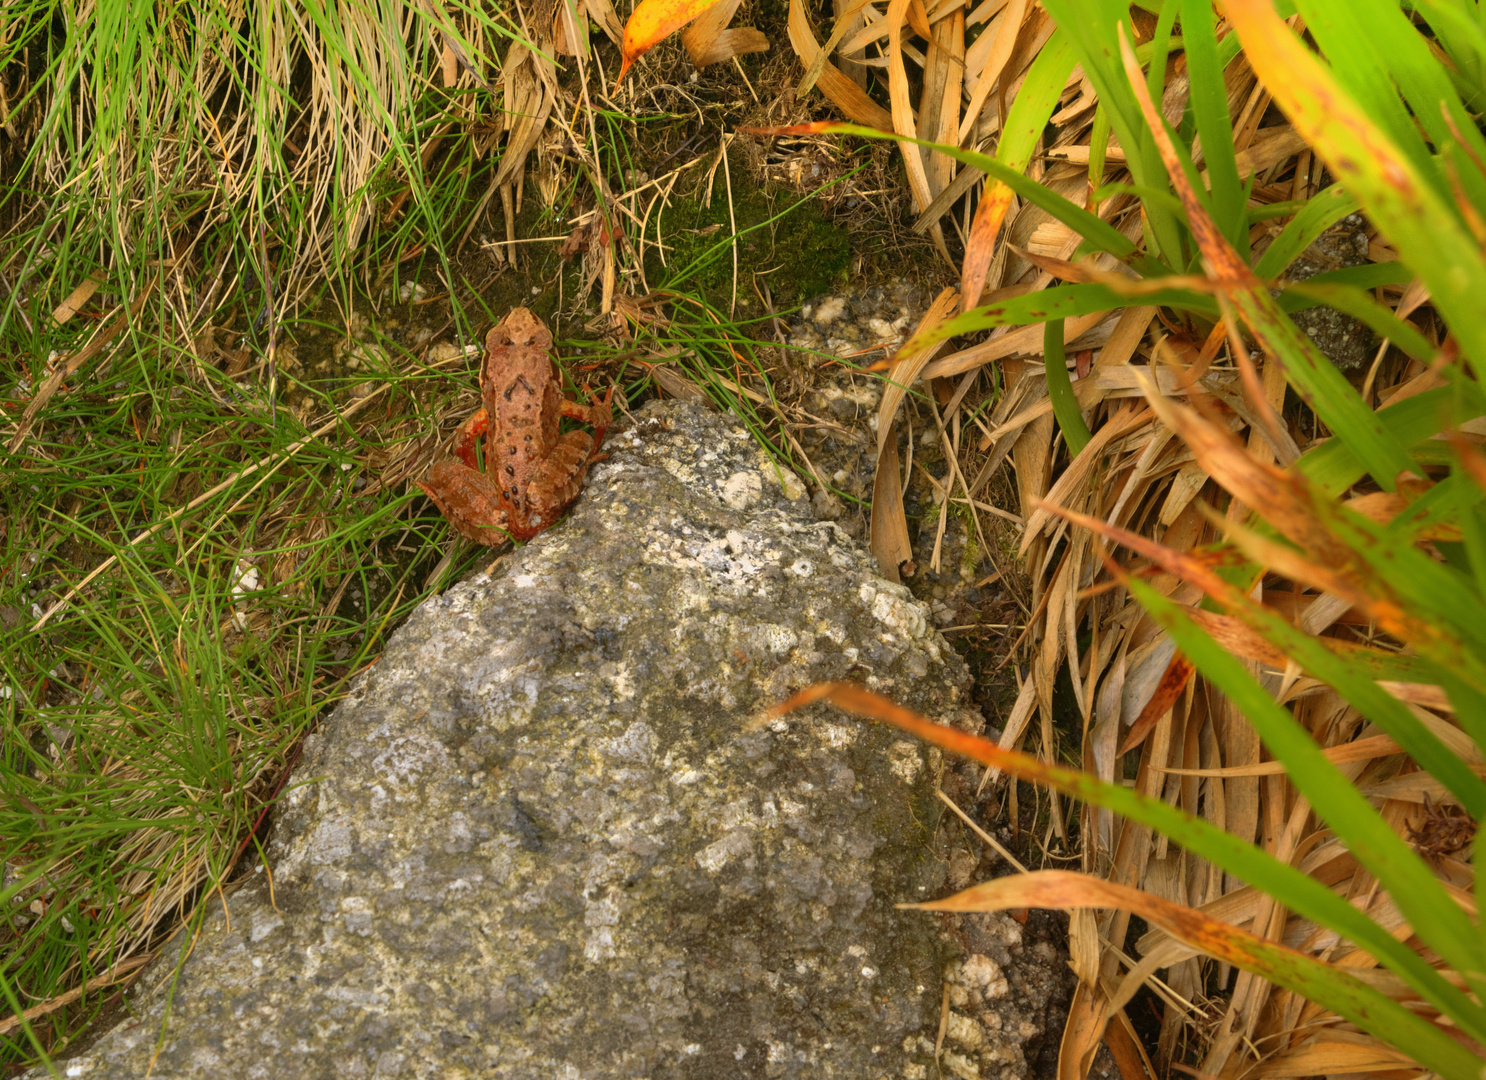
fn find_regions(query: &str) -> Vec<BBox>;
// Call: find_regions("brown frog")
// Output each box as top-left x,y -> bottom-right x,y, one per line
419,308 -> 611,544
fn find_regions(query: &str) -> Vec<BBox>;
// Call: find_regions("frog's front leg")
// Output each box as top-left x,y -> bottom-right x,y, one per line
559,396 -> 612,445
418,460 -> 515,546
448,409 -> 491,470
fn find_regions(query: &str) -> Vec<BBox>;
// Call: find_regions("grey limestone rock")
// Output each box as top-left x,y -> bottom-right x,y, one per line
43,399 -> 1042,1080
1282,214 -> 1378,372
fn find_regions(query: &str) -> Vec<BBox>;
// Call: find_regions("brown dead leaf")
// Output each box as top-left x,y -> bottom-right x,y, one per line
680,0 -> 768,68
785,0 -> 894,129
871,419 -> 912,583
1119,653 -> 1194,756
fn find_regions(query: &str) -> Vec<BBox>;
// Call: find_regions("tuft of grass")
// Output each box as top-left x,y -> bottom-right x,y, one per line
0,300 -> 471,1064
0,0 -> 525,325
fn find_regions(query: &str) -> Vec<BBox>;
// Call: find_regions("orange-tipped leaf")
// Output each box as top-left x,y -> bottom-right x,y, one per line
616,0 -> 725,88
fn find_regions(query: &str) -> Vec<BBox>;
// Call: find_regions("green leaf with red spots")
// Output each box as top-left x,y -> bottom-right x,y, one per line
907,870 -> 1478,1080
1224,0 -> 1486,379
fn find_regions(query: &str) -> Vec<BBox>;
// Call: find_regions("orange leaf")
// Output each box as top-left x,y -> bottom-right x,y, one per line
904,870 -> 1346,980
960,180 -> 1015,312
1118,652 -> 1193,756
615,0 -> 725,88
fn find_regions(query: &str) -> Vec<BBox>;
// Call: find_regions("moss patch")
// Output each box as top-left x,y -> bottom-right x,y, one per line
653,164 -> 853,309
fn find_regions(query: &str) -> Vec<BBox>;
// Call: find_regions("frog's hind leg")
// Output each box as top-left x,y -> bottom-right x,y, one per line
524,430 -> 600,523
419,461 -> 515,546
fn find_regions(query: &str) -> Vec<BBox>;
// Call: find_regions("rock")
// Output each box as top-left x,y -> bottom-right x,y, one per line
930,912 -> 1078,1080
1283,214 -> 1378,372
790,282 -> 930,361
41,400 -> 1063,1080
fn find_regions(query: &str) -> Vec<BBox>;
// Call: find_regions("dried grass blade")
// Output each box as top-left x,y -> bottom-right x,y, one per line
1250,1037 -> 1419,1078
956,0 -> 1028,145
785,0 -> 895,128
794,0 -> 864,96
874,286 -> 959,461
1021,403 -> 1152,548
961,181 -> 1017,310
1105,1005 -> 1159,1080
1048,497 -> 1486,816
919,8 -> 965,197
50,274 -> 105,326
981,671 -> 1037,786
886,0 -> 948,261
920,310 -> 1109,380
0,955 -> 154,1037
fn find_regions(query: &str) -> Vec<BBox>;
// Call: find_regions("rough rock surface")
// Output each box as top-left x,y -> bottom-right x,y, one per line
1283,213 -> 1378,371
41,399 -> 1065,1080
786,281 -> 932,362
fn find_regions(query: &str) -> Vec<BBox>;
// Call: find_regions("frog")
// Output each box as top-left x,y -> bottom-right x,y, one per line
418,308 -> 611,544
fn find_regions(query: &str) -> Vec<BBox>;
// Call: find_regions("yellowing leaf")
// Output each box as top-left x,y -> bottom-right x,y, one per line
615,0 -> 725,88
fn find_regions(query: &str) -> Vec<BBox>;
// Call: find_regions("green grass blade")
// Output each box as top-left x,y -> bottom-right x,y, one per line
1089,105 -> 1113,206
1411,0 -> 1486,110
1323,509 -> 1486,682
1290,0 -> 1447,182
1253,184 -> 1361,278
1275,262 -> 1414,297
1127,575 -> 1486,1000
1044,319 -> 1092,455
899,281 -> 1216,357
1181,0 -> 1246,250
